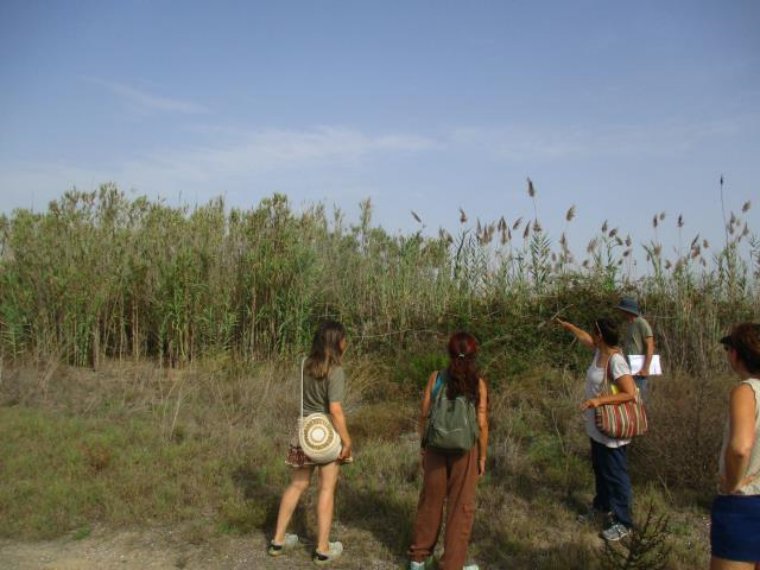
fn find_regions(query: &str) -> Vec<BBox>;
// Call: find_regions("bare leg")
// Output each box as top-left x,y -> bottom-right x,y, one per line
273,467 -> 313,544
710,557 -> 756,570
315,461 -> 340,553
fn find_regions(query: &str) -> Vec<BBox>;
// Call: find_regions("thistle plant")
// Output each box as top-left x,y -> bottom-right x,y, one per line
599,502 -> 671,570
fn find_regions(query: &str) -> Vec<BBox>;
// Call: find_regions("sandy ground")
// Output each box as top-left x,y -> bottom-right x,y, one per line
0,525 -> 402,570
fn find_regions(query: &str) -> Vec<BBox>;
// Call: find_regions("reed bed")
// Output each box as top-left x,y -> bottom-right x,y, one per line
0,183 -> 758,568
0,184 -> 757,371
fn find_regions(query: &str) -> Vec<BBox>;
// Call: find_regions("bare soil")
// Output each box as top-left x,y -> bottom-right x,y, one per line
0,524 -> 402,570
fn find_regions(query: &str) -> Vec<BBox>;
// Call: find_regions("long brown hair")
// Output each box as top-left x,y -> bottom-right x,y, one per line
306,320 -> 346,379
446,331 -> 480,402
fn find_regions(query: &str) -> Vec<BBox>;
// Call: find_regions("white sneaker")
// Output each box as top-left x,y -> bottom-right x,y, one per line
313,541 -> 343,565
409,556 -> 434,569
267,533 -> 298,556
463,565 -> 480,570
601,523 -> 631,541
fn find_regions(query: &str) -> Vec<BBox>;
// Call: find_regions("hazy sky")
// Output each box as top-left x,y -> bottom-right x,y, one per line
1,1 -> 758,268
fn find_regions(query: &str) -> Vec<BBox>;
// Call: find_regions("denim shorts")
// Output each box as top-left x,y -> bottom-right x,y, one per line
710,494 -> 760,562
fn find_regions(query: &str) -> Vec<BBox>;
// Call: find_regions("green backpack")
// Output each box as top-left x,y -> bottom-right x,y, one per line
423,370 -> 479,453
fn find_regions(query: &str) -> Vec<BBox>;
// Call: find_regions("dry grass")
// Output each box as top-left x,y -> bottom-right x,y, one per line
0,355 -> 722,568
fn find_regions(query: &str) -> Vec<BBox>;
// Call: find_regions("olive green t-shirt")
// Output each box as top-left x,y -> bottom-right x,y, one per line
622,316 -> 653,356
302,365 -> 346,415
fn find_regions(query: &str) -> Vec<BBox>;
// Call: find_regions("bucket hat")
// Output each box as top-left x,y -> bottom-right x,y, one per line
616,297 -> 640,316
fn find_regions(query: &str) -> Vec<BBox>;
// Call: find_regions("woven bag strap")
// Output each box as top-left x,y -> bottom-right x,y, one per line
603,350 -> 621,395
604,350 -> 635,398
300,356 -> 307,420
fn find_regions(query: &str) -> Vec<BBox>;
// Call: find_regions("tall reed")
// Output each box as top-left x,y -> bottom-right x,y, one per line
0,184 -> 757,373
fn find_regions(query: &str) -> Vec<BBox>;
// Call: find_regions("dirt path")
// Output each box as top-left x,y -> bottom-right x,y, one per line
0,525 -> 402,570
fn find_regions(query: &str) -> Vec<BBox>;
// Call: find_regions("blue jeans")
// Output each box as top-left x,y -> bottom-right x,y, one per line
633,375 -> 648,403
590,439 -> 633,529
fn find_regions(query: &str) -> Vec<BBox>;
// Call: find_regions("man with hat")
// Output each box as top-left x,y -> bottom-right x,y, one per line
616,297 -> 655,401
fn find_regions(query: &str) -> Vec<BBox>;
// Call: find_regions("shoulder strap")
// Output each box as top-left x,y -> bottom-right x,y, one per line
432,371 -> 445,400
300,356 -> 307,420
604,351 -> 622,392
606,351 -> 638,399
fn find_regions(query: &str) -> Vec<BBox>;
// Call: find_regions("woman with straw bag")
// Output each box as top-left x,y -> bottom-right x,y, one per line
268,320 -> 353,565
556,317 -> 637,542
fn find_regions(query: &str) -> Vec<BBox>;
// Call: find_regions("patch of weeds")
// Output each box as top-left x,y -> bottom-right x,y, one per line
72,525 -> 92,540
392,351 -> 447,390
667,520 -> 692,538
349,402 -> 415,442
215,520 -> 238,536
599,501 -> 671,570
79,442 -> 112,473
218,497 -> 267,535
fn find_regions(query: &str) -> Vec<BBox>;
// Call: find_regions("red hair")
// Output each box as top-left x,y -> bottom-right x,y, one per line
446,331 -> 480,402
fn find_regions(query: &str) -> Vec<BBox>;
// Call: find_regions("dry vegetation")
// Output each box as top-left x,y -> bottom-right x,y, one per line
1,184 -> 758,568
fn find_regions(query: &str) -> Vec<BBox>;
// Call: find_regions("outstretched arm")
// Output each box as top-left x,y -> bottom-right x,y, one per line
555,318 -> 595,349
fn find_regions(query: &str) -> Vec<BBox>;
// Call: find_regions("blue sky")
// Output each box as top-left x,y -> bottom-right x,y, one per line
1,1 -> 758,270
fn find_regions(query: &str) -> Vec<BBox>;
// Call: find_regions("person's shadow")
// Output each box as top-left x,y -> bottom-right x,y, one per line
231,464 -> 310,541
338,475 -> 418,553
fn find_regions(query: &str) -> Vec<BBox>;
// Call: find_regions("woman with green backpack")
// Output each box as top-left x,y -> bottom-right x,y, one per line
407,332 -> 489,570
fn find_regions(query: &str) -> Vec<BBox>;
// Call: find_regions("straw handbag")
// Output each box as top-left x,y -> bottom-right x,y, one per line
595,353 -> 649,439
298,357 -> 342,463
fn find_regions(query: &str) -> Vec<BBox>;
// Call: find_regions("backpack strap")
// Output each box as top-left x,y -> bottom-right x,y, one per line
432,370 -> 445,400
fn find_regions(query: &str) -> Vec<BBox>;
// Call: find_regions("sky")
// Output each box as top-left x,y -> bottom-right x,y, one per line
1,1 -> 759,269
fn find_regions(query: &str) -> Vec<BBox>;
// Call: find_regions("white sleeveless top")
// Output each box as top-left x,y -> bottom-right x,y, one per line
718,378 -> 760,496
585,351 -> 632,448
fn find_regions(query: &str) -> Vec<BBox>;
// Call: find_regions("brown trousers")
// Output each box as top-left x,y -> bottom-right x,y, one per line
408,446 -> 479,570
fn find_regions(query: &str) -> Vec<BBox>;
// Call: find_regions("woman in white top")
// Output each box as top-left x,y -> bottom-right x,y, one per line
557,317 -> 637,541
712,323 -> 760,569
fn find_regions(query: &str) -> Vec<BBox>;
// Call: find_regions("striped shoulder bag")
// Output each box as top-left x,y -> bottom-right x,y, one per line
595,353 -> 649,439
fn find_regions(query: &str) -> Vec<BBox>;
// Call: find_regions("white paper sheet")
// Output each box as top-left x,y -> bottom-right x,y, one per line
627,354 -> 662,375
